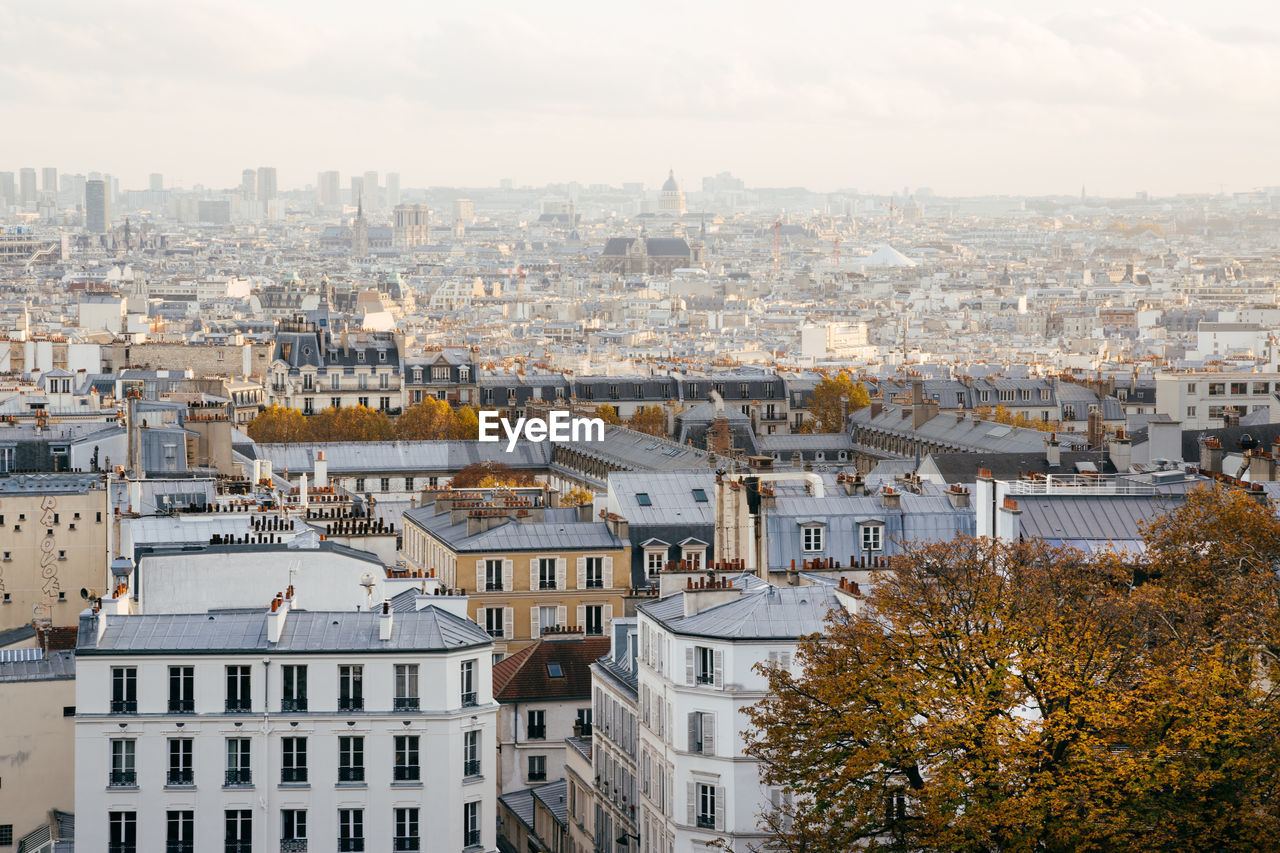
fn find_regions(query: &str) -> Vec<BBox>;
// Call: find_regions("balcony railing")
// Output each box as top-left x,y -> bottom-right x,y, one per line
110,699 -> 137,714
166,768 -> 194,786
528,769 -> 547,782
167,699 -> 194,713
338,698 -> 363,712
696,815 -> 716,829
394,765 -> 420,782
338,840 -> 365,853
108,845 -> 137,853
281,767 -> 308,783
463,759 -> 481,777
108,769 -> 137,786
464,829 -> 481,848
394,838 -> 421,851
225,699 -> 252,713
338,766 -> 365,783
461,691 -> 477,708
224,769 -> 252,786
224,844 -> 252,853
394,697 -> 420,711
281,840 -> 307,853
695,673 -> 715,685
165,842 -> 193,853
527,725 -> 547,740
281,698 -> 308,712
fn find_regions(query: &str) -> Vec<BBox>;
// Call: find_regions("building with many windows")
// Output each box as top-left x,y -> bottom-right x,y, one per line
1155,370 -> 1280,429
75,589 -> 498,853
269,317 -> 404,415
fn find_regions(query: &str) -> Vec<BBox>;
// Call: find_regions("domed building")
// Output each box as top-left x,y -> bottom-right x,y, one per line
659,169 -> 686,215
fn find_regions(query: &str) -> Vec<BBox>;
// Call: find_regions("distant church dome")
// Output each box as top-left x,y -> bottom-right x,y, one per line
662,170 -> 680,192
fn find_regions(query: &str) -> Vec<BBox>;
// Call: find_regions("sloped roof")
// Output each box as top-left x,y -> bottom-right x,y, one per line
640,581 -> 837,640
493,636 -> 611,702
859,244 -> 917,267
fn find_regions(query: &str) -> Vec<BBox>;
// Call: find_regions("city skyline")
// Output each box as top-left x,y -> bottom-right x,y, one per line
3,0 -> 1278,196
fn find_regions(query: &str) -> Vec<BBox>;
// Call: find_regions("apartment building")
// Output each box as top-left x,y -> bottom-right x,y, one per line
590,618 -> 640,853
401,488 -> 629,656
1155,370 -> 1280,429
75,591 -> 498,853
635,576 -> 856,853
403,349 -> 477,408
269,317 -> 404,415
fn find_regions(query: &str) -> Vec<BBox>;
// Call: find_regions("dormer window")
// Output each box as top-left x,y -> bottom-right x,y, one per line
357,351 -> 365,363
801,524 -> 824,552
861,523 -> 884,553
379,351 -> 387,362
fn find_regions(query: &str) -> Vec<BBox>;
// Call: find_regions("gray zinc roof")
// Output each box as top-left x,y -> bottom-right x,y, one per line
640,581 -> 836,640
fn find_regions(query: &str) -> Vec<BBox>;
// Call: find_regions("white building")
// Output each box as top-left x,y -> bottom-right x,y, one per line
1155,370 -> 1280,429
634,576 -> 855,853
75,589 -> 498,853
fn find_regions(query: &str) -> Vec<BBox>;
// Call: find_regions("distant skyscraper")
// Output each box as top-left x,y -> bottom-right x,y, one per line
19,168 -> 37,206
385,172 -> 400,208
257,167 -> 277,202
41,167 -> 57,194
85,180 -> 110,233
241,169 -> 256,200
149,173 -> 164,192
0,173 -> 14,208
318,171 -> 341,207
362,171 -> 379,208
350,176 -> 364,207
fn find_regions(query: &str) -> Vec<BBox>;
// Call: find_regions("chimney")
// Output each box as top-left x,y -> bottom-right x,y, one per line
379,599 -> 393,641
996,496 -> 1021,541
267,591 -> 290,643
880,486 -> 901,509
682,577 -> 744,617
1147,419 -> 1182,465
299,473 -> 308,509
1045,433 -> 1061,468
974,468 -> 996,538
1087,409 -> 1103,449
1249,449 -> 1276,484
314,450 -> 328,488
946,484 -> 970,508
1199,438 -> 1223,474
1224,408 -> 1241,429
870,401 -> 883,419
576,502 -> 593,522
1108,428 -> 1132,474
606,514 -> 629,542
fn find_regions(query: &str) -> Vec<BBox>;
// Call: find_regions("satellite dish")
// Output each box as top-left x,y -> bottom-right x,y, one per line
359,573 -> 375,589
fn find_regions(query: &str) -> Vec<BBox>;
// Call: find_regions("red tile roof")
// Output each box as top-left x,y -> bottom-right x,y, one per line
493,636 -> 612,702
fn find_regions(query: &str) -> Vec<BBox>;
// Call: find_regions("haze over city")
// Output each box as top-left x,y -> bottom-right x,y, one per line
4,0 -> 1279,195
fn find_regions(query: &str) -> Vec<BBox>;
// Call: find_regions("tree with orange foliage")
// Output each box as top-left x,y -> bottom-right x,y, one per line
396,398 -> 455,440
448,461 -> 537,489
625,405 -> 667,436
246,404 -> 308,443
593,404 -> 622,426
305,405 -> 395,442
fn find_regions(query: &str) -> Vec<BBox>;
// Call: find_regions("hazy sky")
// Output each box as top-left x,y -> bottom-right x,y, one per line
2,0 -> 1278,196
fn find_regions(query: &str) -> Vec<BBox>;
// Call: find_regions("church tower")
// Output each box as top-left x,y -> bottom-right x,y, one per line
351,193 -> 369,257
659,169 -> 686,215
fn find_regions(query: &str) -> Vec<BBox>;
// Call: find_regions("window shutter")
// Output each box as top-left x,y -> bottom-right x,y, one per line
713,650 -> 724,688
685,647 -> 695,686
577,605 -> 586,631
503,607 -> 513,640
556,605 -> 566,628
687,712 -> 699,752
687,782 -> 696,827
715,786 -> 726,830
556,558 -> 567,590
577,556 -> 586,589
503,559 -> 513,591
475,559 -> 485,593
529,558 -> 538,590
604,555 -> 614,588
703,713 -> 715,756
604,604 -> 614,631
530,606 -> 540,639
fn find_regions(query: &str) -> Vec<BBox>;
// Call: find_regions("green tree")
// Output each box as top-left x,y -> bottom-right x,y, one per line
809,371 -> 870,433
246,404 -> 308,443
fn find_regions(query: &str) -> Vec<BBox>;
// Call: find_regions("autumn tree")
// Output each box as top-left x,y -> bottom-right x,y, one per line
809,371 -> 871,433
396,398 -> 455,440
448,461 -> 537,489
626,404 -> 667,436
561,487 -> 595,506
448,406 -> 480,440
746,494 -> 1280,853
974,404 -> 1059,433
246,404 -> 308,443
593,404 -> 622,426
305,405 -> 395,442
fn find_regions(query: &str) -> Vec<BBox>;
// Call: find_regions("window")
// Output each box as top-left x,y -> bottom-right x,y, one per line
1020,388 -> 1031,401
484,558 -> 503,591
339,736 -> 364,782
463,730 -> 481,777
693,645 -> 721,687
109,738 -> 136,786
338,809 -> 364,853
225,738 -> 252,786
585,604 -> 603,635
167,738 -> 194,786
394,808 -> 420,851
0,827 -> 10,847
688,711 -> 715,755
338,664 -> 363,711
538,606 -> 558,633
225,810 -> 251,853
108,811 -> 137,853
394,735 -> 420,782
379,372 -> 390,389
168,666 -> 193,713
538,557 -> 557,590
281,810 -> 307,849
1063,404 -> 1076,421
646,549 -> 666,575
357,396 -> 369,408
697,783 -> 721,830
547,662 -> 563,677
380,477 -> 390,492
861,523 -> 884,552
354,477 -> 365,492
801,524 -> 823,552
1231,382 -> 1248,395
464,802 -> 480,848
166,810 -> 194,853
281,737 -> 307,783
461,659 -> 477,706
226,665 -> 251,712
585,556 -> 604,588
609,384 -> 619,400
404,476 -> 414,491
357,351 -> 366,363
331,396 -> 341,409
483,607 -> 505,638
1208,383 -> 1225,396
395,664 -> 419,710
528,754 -> 547,781
281,664 -> 307,711
691,488 -> 708,502
635,492 -> 651,506
1254,382 -> 1270,395
111,666 -> 137,713
528,709 -> 546,740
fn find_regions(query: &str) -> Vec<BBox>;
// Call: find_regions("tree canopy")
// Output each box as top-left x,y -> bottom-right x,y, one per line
626,404 -> 667,436
807,371 -> 871,433
593,403 -> 622,426
245,402 -> 479,443
448,461 -> 538,489
245,403 -> 308,444
396,399 -> 480,441
746,486 -> 1280,852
